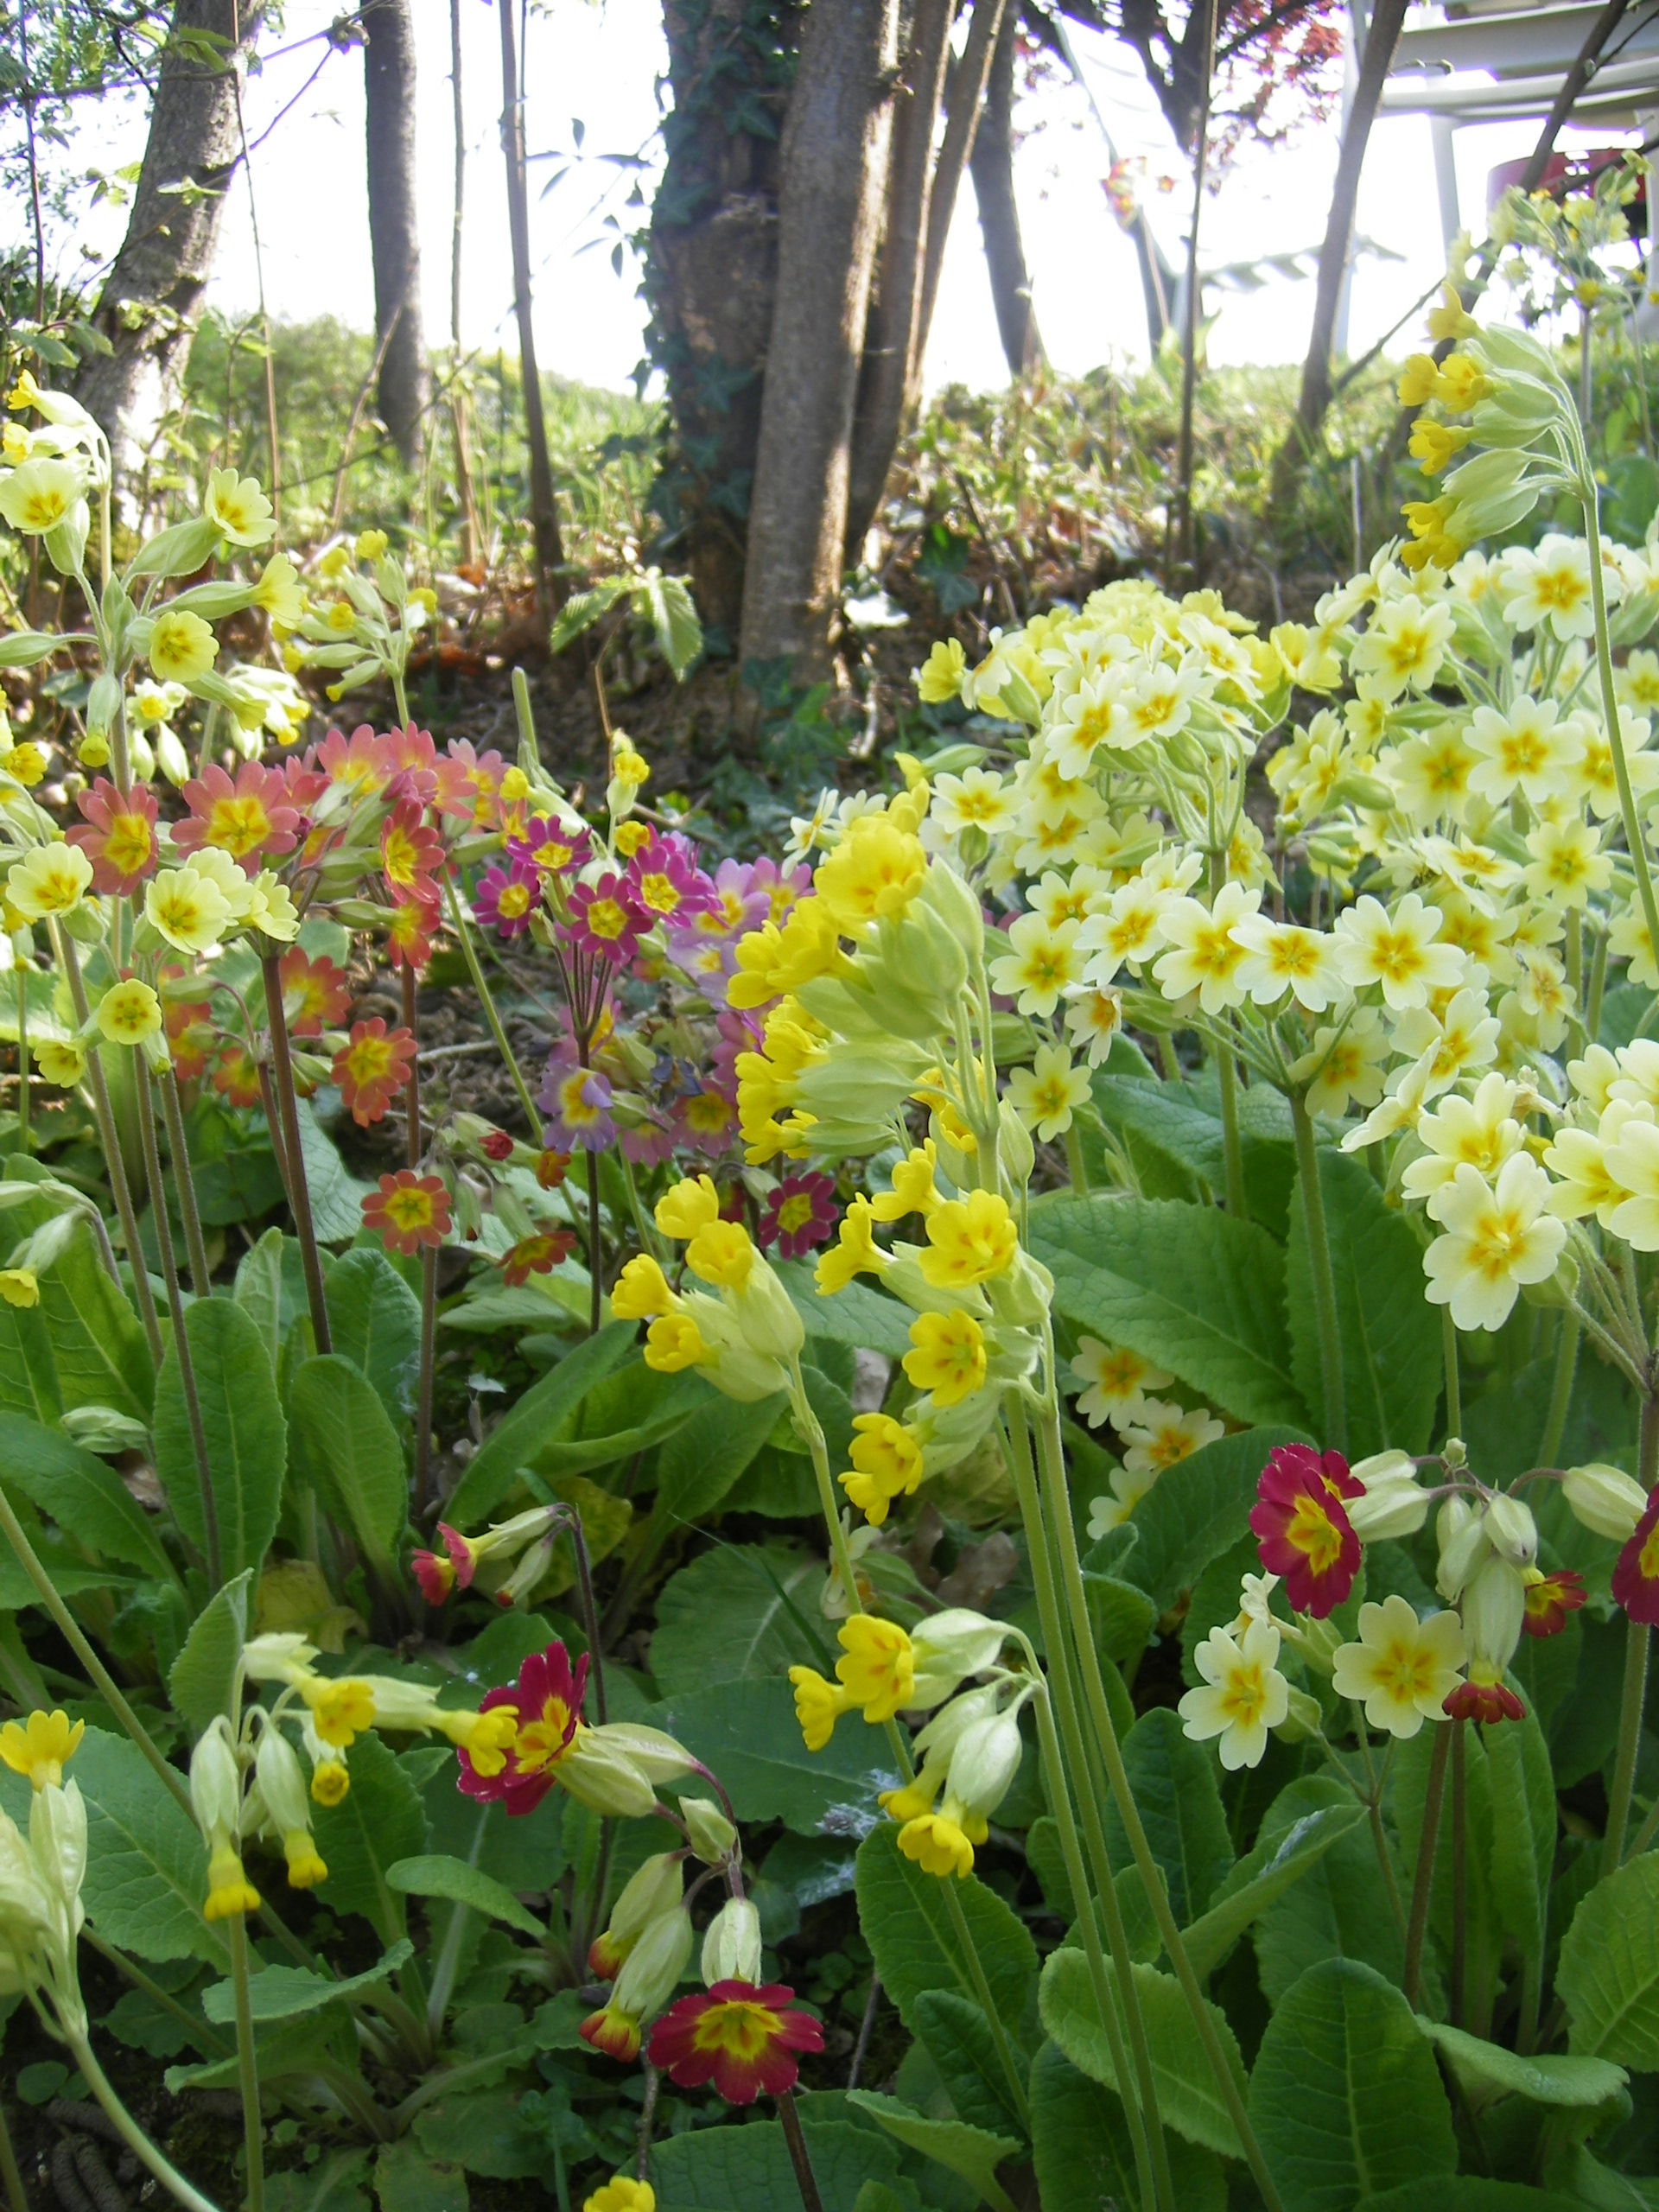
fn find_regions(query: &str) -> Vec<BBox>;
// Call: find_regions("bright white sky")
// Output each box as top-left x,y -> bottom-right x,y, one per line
41,0 -> 1631,393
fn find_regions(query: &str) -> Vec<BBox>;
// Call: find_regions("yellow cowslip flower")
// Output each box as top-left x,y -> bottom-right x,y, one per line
836,1614 -> 915,1719
499,766 -> 530,804
1399,499 -> 1464,574
614,818 -> 651,857
436,1707 -> 520,1779
915,639 -> 967,705
7,842 -> 92,920
145,866 -> 233,955
583,2178 -> 654,2212
840,1412 -> 925,1525
1396,353 -> 1440,408
728,899 -> 847,1009
355,528 -> 389,563
917,1190 -> 1016,1289
409,587 -> 438,617
869,1144 -> 940,1223
96,979 -> 162,1046
0,457 -> 81,533
7,742 -> 46,787
814,817 -> 926,931
787,1666 -> 855,1751
203,467 -> 275,549
656,1173 -> 721,1240
1427,283 -> 1479,343
645,1312 -> 711,1372
815,1197 -> 886,1295
1435,352 -> 1491,410
0,423 -> 27,465
610,738 -> 650,791
309,1759 -> 350,1806
0,1268 -> 38,1307
903,1311 -> 987,1409
684,1219 -> 753,1292
149,607 -> 217,683
1408,419 -> 1471,475
282,1831 -> 328,1888
611,1254 -> 676,1320
301,1677 -> 376,1749
203,1840 -> 262,1922
0,1708 -> 84,1789
325,600 -> 357,634
319,543 -> 351,579
895,1808 -> 976,1879
35,1041 -> 85,1088
253,554 -> 305,628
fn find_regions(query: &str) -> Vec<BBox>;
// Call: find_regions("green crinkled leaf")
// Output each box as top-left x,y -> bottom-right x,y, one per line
549,574 -> 632,655
1247,1958 -> 1456,2212
650,1390 -> 785,1530
73,1729 -> 228,1967
643,568 -> 703,679
1030,1193 -> 1304,1426
1182,1801 -> 1365,1981
1419,2018 -> 1627,2112
912,1986 -> 1028,2139
1038,1945 -> 1247,2156
1485,1704 -> 1557,2015
844,2090 -> 1020,2212
309,1731 -> 428,1942
651,2117 -> 904,2212
1252,1777 -> 1405,2004
289,1355 -> 408,1562
774,1260 -> 914,1357
1090,1070 -> 1296,1237
373,2141 -> 468,2212
1120,1424 -> 1308,1615
1286,1147 -> 1443,1459
1364,2187 -> 1586,2212
0,1412 -> 174,1580
1103,1707 -> 1232,1925
296,1102 -> 376,1243
169,2011 -> 354,2096
325,1247 -> 422,1421
857,1821 -> 1038,2040
653,1676 -> 888,1836
1029,2037 -> 1225,2212
232,1228 -> 288,1372
202,1938 -> 413,2023
650,1543 -> 826,1697
1561,1853 -> 1659,2068
0,1213 -> 152,1426
168,1571 -> 251,1738
153,1295 -> 284,1581
442,1322 -> 639,1524
411,2094 -> 543,2180
386,1855 -> 544,1939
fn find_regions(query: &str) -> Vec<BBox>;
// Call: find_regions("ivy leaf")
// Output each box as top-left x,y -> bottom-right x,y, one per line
153,1295 -> 284,1582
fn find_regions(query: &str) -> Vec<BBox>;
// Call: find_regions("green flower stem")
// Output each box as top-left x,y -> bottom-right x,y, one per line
137,1066 -> 223,1588
1538,1314 -> 1581,1472
1624,1789 -> 1659,1863
14,965 -> 29,1158
260,952 -> 332,1357
1442,1308 -> 1462,1439
1579,452 -> 1659,961
1290,1090 -> 1345,1454
414,1244 -> 438,1516
0,2088 -> 26,2212
788,1357 -> 1030,2131
1587,923 -> 1611,1041
1402,1719 -> 1451,2010
51,924 -> 163,1364
1063,1123 -> 1091,1195
0,1477 -> 195,1820
1206,851 -> 1247,1221
159,1067 -> 213,1298
67,2029 -> 225,2212
227,1915 -> 265,2212
1031,1395 -> 1286,2212
443,874 -> 543,1134
1005,1407 -> 1169,2212
584,1147 -> 603,1335
1451,1718 -> 1468,2029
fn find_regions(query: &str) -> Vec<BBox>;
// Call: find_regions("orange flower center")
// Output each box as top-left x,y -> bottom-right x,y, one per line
514,1694 -> 577,1774
690,1999 -> 784,2063
205,795 -> 273,857
1286,1492 -> 1343,1574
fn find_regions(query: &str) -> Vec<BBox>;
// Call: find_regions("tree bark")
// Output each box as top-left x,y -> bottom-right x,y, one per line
969,5 -> 1042,380
75,0 -> 267,484
845,0 -> 953,552
499,0 -> 567,617
647,0 -> 791,639
1268,0 -> 1408,507
363,0 -> 430,471
740,0 -> 899,683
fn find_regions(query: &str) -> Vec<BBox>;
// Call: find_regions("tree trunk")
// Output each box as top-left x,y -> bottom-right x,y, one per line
740,0 -> 899,683
1268,0 -> 1408,508
364,0 -> 430,471
912,0 -> 1007,403
844,0 -> 953,552
647,0 -> 791,640
499,0 -> 567,617
969,5 -> 1041,379
75,0 -> 267,484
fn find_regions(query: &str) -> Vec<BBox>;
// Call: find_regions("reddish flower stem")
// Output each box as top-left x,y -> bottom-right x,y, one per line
775,2092 -> 823,2212
261,952 -> 332,1355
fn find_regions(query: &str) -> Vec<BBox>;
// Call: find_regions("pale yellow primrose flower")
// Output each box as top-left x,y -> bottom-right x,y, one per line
1179,1618 -> 1290,1770
1331,1596 -> 1465,1739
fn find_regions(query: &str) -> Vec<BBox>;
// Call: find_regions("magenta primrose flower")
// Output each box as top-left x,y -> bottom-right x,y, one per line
758,1172 -> 839,1259
510,817 -> 594,882
625,833 -> 718,927
473,861 -> 539,938
563,874 -> 648,966
541,1061 -> 616,1152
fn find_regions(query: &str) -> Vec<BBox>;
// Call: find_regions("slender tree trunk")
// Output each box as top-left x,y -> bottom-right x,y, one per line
364,0 -> 431,470
845,0 -> 953,552
739,0 -> 899,682
1171,0 -> 1217,578
75,0 -> 267,483
448,0 -> 480,562
648,0 -> 791,639
499,0 -> 567,616
1268,0 -> 1408,507
912,0 -> 1008,404
969,5 -> 1042,380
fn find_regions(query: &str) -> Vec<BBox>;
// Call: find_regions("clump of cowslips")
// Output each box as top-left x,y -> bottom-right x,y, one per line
0,1710 -> 89,2035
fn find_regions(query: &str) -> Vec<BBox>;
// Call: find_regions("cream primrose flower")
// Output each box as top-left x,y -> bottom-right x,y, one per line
1179,1618 -> 1290,1770
1386,987 -> 1503,1101
144,866 -> 235,956
1332,892 -> 1465,1011
1228,914 -> 1348,1012
1006,1044 -> 1091,1140
1542,1121 -> 1629,1228
1069,1338 -> 1173,1430
7,842 -> 92,920
1152,880 -> 1261,1014
988,912 -> 1084,1016
1063,982 -> 1125,1065
1331,1596 -> 1466,1738
1466,696 -> 1584,807
1389,724 -> 1478,823
1599,1115 -> 1659,1249
1609,1039 -> 1659,1109
1400,1073 -> 1524,1212
1075,870 -> 1188,985
1289,1008 -> 1389,1119
1119,1398 -> 1224,1480
1577,708 -> 1659,818
1522,816 -> 1611,907
1348,595 -> 1455,702
203,468 -> 276,548
0,456 -> 85,534
930,767 -> 1018,839
1422,1154 -> 1567,1331
1499,533 -> 1609,641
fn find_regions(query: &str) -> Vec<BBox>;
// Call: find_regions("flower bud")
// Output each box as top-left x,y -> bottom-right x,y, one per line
910,1610 -> 1007,1699
1274,1687 -> 1325,1743
1436,1494 -> 1489,1602
29,1778 -> 86,1917
1484,1491 -> 1538,1571
253,1725 -> 312,1836
681,1797 -> 738,1865
1460,1553 -> 1527,1679
556,1733 -> 660,1820
188,1718 -> 243,1840
1348,1449 -> 1429,1541
944,1706 -> 1024,1817
700,1896 -> 762,1988
611,1906 -> 693,2018
732,1256 -> 806,1363
607,1854 -> 684,1952
1563,1462 -> 1649,1543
